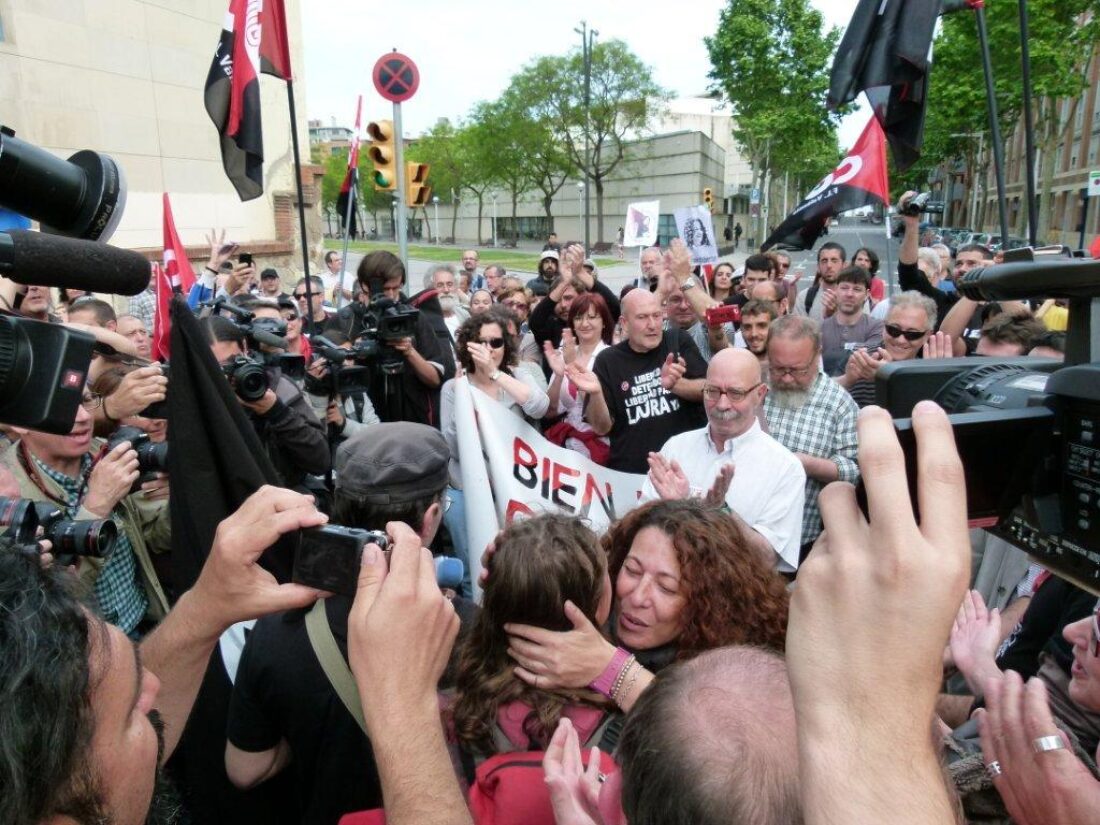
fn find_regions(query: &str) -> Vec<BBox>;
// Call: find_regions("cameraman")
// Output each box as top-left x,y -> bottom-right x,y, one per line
305,330 -> 381,447
0,389 -> 172,636
350,251 -> 455,427
201,315 -> 331,486
225,423 -> 464,822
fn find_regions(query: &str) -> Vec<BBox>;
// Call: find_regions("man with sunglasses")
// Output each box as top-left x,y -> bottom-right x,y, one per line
763,315 -> 859,559
294,276 -> 332,336
0,390 -> 172,636
641,348 -> 805,571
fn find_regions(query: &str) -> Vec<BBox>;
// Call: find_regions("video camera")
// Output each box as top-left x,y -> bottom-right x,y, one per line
899,191 -> 945,217
871,247 -> 1100,593
340,296 -> 420,375
0,496 -> 119,559
207,297 -> 306,381
304,336 -> 373,397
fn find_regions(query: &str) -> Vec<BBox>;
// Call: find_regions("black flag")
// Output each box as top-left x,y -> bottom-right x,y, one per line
828,0 -> 941,171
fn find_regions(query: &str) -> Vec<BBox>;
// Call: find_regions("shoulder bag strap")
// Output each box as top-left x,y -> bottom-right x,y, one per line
304,600 -> 368,735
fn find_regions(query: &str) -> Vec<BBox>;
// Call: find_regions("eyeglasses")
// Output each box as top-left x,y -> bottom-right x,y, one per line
884,323 -> 929,341
293,292 -> 308,300
770,364 -> 815,379
81,392 -> 103,411
778,262 -> 791,271
479,337 -> 506,349
702,382 -> 762,402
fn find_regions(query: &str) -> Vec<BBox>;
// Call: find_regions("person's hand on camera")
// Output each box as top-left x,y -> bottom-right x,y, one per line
190,485 -> 328,630
140,472 -> 170,502
564,363 -> 602,396
507,600 -> 617,690
225,263 -> 256,296
325,399 -> 346,429
84,441 -> 140,516
390,337 -> 414,357
977,673 -> 1100,825
897,190 -> 919,222
348,521 -> 460,724
787,402 -> 969,823
821,288 -> 838,318
240,388 -> 277,416
105,366 -> 167,420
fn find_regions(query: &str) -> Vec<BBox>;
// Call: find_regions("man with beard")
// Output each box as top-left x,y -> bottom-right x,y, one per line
642,348 -> 805,571
526,249 -> 560,297
794,242 -> 846,321
428,264 -> 468,346
763,314 -> 859,558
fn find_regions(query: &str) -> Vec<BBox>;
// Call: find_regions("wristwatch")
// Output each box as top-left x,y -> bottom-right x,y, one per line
681,278 -> 696,290
490,369 -> 502,382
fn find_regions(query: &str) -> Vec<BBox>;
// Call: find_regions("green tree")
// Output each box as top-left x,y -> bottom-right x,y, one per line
413,118 -> 467,242
706,0 -> 842,243
318,150 -> 392,238
509,40 -> 667,243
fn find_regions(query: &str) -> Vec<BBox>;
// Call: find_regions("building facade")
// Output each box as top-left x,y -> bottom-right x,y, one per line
0,0 -> 322,274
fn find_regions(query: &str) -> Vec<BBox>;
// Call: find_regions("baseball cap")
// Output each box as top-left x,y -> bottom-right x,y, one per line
335,423 -> 450,504
539,250 -> 560,262
260,268 -> 279,280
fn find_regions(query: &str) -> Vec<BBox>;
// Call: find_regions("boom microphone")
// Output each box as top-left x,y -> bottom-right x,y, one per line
0,127 -> 127,242
957,258 -> 1100,302
0,230 -> 151,296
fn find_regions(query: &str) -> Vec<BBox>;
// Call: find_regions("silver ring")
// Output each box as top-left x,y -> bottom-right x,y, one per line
986,760 -> 1003,777
1033,735 -> 1066,754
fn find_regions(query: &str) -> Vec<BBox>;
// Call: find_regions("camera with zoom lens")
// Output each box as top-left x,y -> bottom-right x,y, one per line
304,336 -> 373,398
106,425 -> 169,493
0,496 -> 118,559
222,354 -> 269,403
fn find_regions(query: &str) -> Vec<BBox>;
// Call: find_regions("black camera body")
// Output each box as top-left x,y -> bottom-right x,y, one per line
292,524 -> 389,597
305,336 -> 373,398
222,354 -> 269,402
107,425 -> 169,493
899,191 -> 945,217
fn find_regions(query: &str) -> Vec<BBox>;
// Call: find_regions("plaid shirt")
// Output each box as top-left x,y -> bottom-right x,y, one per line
764,373 -> 859,546
34,454 -> 147,635
127,286 -> 156,331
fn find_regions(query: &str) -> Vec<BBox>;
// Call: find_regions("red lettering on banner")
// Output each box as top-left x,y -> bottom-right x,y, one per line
580,475 -> 614,521
552,464 -> 580,508
505,499 -> 534,523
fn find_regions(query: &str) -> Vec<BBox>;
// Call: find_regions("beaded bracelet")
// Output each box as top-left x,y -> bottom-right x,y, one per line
610,655 -> 637,703
589,647 -> 632,698
612,659 -> 642,706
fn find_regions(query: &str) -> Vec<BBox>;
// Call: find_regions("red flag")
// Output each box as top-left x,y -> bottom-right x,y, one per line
762,117 -> 889,251
337,96 -> 363,235
204,0 -> 292,201
153,194 -> 197,360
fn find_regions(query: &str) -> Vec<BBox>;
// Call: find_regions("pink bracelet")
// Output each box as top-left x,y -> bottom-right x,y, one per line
589,647 -> 632,698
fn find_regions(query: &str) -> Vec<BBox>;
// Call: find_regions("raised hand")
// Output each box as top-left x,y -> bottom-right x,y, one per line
544,718 -> 607,825
565,362 -> 602,396
659,353 -> 687,391
561,328 -> 579,366
544,340 -> 567,377
665,238 -> 693,283
84,441 -> 140,516
647,452 -> 691,500
703,462 -> 735,507
949,589 -> 1003,697
922,330 -> 954,360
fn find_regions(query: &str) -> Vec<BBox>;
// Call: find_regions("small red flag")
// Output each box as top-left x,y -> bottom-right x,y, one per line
152,194 -> 197,360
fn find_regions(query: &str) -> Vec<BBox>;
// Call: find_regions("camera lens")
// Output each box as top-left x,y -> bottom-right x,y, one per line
135,441 -> 169,473
0,496 -> 38,544
231,359 -> 269,402
44,517 -> 117,559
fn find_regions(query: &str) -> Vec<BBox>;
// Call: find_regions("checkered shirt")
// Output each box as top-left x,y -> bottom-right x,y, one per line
764,372 -> 860,546
34,454 -> 147,634
127,286 -> 156,331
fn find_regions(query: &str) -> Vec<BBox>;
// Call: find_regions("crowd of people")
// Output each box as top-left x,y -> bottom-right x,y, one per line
0,188 -> 1093,825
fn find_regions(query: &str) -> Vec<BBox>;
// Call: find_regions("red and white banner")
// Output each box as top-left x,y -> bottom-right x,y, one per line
454,378 -> 646,597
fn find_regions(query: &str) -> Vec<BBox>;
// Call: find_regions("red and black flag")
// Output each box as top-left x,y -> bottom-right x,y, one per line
336,95 -> 363,237
204,0 -> 293,201
762,117 -> 889,251
828,0 -> 941,171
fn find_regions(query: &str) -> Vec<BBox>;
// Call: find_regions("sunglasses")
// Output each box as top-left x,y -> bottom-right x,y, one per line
479,337 -> 506,349
293,293 -> 308,300
884,323 -> 928,341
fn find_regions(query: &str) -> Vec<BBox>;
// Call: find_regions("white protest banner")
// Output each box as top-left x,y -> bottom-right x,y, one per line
623,200 -> 660,248
674,204 -> 719,265
455,378 -> 646,599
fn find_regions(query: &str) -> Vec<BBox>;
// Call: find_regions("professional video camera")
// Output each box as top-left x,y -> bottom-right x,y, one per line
339,296 -> 420,375
0,496 -> 119,559
208,297 -> 306,380
899,191 -> 945,217
0,127 -> 152,435
304,335 -> 373,398
870,247 -> 1100,593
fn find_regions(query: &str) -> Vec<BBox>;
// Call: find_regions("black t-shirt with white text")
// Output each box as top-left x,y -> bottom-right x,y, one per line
592,330 -> 707,473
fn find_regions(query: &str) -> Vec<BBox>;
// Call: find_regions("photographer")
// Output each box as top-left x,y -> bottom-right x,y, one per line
349,251 -> 455,427
305,330 -> 381,447
225,423 -> 461,823
201,315 -> 330,487
0,388 -> 172,636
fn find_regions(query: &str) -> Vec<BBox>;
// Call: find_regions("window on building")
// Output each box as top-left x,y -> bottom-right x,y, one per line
657,214 -> 679,248
1090,130 -> 1100,166
1076,93 -> 1086,129
1071,140 -> 1080,169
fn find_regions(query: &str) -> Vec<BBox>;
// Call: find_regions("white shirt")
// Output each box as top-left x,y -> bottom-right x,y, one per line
640,420 -> 806,572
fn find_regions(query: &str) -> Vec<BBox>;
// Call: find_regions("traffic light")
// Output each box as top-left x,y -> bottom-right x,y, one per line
405,162 -> 432,207
366,120 -> 396,191
703,187 -> 714,212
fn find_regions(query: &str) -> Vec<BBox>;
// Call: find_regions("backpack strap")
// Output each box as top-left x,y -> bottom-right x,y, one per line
304,600 -> 368,735
804,283 -> 820,313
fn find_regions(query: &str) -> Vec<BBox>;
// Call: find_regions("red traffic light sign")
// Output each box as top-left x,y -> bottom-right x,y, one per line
373,52 -> 419,103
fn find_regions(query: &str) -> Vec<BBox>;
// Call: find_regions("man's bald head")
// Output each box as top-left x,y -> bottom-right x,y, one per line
708,347 -> 762,386
618,647 -> 801,825
702,348 -> 767,441
621,289 -> 664,353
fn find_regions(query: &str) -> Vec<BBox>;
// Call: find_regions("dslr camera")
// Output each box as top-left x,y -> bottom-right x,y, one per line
0,496 -> 119,559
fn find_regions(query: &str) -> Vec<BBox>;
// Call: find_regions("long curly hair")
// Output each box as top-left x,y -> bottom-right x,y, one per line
604,499 -> 789,658
451,514 -> 610,755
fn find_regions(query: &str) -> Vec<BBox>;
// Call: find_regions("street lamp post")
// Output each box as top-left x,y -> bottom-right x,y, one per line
576,182 -> 585,240
491,193 -> 498,248
432,195 -> 440,246
575,21 -> 598,251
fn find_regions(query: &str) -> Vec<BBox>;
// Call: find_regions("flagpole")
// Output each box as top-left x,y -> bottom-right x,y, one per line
337,167 -> 357,311
285,79 -> 316,330
972,5 -> 1010,243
